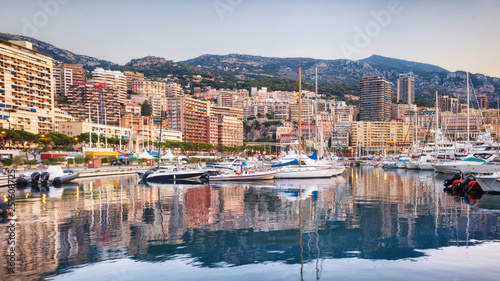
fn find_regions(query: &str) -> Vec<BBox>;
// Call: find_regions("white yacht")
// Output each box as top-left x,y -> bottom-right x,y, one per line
433,153 -> 497,174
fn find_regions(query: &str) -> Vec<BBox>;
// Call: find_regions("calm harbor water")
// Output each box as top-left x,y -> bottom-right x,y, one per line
2,167 -> 500,281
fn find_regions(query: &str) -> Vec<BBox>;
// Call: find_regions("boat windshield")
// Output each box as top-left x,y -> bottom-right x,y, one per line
463,158 -> 486,162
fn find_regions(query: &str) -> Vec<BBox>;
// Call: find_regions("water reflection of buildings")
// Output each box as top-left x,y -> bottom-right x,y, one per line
4,170 -> 500,280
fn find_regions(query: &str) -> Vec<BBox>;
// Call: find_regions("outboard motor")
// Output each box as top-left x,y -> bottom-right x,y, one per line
30,172 -> 41,184
40,172 -> 50,186
458,175 -> 475,190
444,171 -> 463,187
141,170 -> 153,181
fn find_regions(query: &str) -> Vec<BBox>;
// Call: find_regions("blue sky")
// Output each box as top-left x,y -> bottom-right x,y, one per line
1,0 -> 499,77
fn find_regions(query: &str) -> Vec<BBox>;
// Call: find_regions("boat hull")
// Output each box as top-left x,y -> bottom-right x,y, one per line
434,163 -> 486,174
417,163 -> 434,170
475,175 -> 500,193
405,162 -> 420,170
144,171 -> 206,182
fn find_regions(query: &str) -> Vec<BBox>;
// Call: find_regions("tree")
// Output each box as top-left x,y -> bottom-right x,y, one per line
141,100 -> 152,116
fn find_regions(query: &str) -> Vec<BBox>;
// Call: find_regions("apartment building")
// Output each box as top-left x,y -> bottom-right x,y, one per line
165,97 -> 209,144
440,111 -> 482,140
0,39 -> 54,134
122,102 -> 141,116
438,95 -> 461,113
124,70 -> 144,92
351,121 -> 413,153
59,83 -> 121,125
477,95 -> 489,110
91,68 -> 127,102
397,73 -> 415,105
131,80 -> 166,117
217,91 -> 234,108
166,82 -> 183,97
53,108 -> 75,132
53,63 -> 86,96
210,106 -> 244,147
359,76 -> 393,121
290,99 -> 314,122
58,120 -> 131,140
392,103 -> 417,119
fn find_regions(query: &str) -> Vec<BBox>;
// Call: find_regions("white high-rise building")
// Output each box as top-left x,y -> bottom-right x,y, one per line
91,68 -> 127,102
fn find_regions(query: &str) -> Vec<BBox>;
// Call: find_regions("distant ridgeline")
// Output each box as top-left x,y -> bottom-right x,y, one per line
1,32 -> 499,103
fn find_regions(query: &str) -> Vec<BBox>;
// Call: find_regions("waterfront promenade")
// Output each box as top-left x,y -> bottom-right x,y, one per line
0,165 -> 150,189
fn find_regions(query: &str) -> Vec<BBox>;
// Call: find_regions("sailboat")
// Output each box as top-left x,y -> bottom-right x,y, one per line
274,66 -> 342,179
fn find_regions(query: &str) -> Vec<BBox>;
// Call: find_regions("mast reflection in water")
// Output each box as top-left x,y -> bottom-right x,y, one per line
3,167 -> 500,280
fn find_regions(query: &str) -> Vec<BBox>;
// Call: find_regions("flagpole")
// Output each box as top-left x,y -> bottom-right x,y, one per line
105,107 -> 108,148
88,103 -> 92,148
119,109 -> 122,151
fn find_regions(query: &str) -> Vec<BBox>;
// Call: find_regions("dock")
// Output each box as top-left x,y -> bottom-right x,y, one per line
0,165 -> 150,189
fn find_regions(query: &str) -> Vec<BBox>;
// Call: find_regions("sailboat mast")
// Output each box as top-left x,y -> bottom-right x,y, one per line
467,72 -> 470,144
157,105 -> 163,168
298,65 -> 302,167
435,90 -> 439,162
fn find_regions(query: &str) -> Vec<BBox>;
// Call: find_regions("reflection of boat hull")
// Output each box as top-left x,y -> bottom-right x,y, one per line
274,167 -> 337,179
209,171 -> 278,181
476,193 -> 500,210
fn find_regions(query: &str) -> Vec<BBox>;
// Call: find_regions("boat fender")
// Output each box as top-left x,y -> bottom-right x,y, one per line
467,181 -> 482,192
0,201 -> 8,217
452,180 -> 462,189
16,177 -> 29,186
53,177 -> 62,185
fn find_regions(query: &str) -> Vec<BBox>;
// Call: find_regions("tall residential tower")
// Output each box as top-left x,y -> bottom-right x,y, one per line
359,76 -> 393,121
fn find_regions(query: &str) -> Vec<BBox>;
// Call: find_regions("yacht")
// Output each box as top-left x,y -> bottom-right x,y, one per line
139,164 -> 208,182
433,153 -> 497,174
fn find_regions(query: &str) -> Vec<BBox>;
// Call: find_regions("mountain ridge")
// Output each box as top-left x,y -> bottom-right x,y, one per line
1,32 -> 499,104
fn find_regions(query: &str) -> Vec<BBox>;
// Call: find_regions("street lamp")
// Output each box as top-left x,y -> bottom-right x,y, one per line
0,131 -> 5,149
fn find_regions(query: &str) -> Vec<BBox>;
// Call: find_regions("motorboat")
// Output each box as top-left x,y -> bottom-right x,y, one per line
395,156 -> 411,169
16,165 -> 79,186
139,165 -> 208,182
416,154 -> 435,170
434,153 -> 497,174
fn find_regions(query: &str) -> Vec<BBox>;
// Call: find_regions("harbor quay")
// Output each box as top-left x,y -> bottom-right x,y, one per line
0,164 -> 150,189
